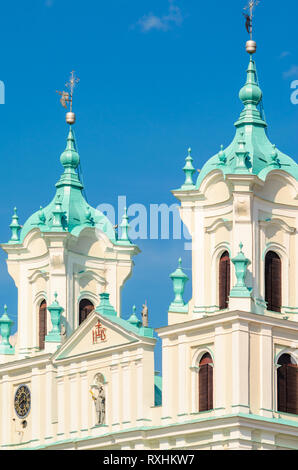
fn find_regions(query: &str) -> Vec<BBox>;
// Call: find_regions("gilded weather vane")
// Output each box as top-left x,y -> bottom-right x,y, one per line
57,71 -> 80,125
243,1 -> 261,55
243,0 -> 260,40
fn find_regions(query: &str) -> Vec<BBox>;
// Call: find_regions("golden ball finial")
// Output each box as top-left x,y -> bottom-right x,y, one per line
66,112 -> 76,125
246,40 -> 257,54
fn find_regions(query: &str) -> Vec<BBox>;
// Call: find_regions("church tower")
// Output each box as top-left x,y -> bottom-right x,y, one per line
0,115 -> 139,357
157,37 -> 298,448
0,14 -> 297,450
0,85 -> 157,450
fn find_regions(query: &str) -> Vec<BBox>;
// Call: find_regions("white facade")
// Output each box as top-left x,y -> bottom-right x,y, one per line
0,50 -> 297,450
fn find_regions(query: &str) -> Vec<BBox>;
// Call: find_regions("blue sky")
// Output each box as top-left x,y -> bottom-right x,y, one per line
0,0 -> 298,371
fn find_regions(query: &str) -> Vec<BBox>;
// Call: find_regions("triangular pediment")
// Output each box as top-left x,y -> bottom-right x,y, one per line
53,311 -> 140,362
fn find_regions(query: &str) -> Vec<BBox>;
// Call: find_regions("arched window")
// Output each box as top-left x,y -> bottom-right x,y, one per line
265,251 -> 282,313
79,299 -> 94,325
199,353 -> 213,412
277,354 -> 298,415
39,299 -> 47,350
219,251 -> 230,310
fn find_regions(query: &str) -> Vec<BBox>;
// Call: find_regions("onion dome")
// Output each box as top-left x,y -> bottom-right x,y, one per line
60,127 -> 80,169
239,57 -> 262,106
189,51 -> 298,191
15,127 -> 118,245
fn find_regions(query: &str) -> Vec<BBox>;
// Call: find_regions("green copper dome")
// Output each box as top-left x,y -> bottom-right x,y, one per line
189,56 -> 298,190
239,58 -> 262,106
16,127 -> 118,244
60,129 -> 80,169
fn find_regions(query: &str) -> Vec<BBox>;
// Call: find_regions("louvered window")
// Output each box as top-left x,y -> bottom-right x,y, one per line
79,299 -> 94,325
39,299 -> 47,350
219,251 -> 230,310
265,251 -> 282,313
199,353 -> 213,412
277,354 -> 298,415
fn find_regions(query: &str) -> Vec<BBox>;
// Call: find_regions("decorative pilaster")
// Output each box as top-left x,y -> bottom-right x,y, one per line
111,359 -> 120,429
69,371 -> 79,435
80,362 -> 89,436
169,258 -> 189,312
45,293 -> 64,344
57,367 -> 65,437
0,305 -> 15,355
178,335 -> 188,420
45,363 -> 55,442
9,207 -> 21,243
259,325 -> 273,418
1,374 -> 11,446
136,359 -> 144,422
231,320 -> 250,414
161,337 -> 173,423
214,325 -> 226,415
121,362 -> 131,426
31,367 -> 41,442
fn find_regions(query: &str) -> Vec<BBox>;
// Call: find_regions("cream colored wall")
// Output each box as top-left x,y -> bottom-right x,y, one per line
158,312 -> 298,426
1,168 -> 298,450
1,226 -> 137,357
0,312 -> 297,450
173,170 -> 298,324
0,322 -> 156,448
159,170 -> 298,448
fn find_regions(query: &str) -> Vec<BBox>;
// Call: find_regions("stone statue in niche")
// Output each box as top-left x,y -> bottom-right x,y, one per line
95,386 -> 105,425
141,301 -> 148,327
91,374 -> 105,425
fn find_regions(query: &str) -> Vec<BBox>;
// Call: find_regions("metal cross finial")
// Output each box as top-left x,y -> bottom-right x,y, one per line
244,0 -> 260,40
